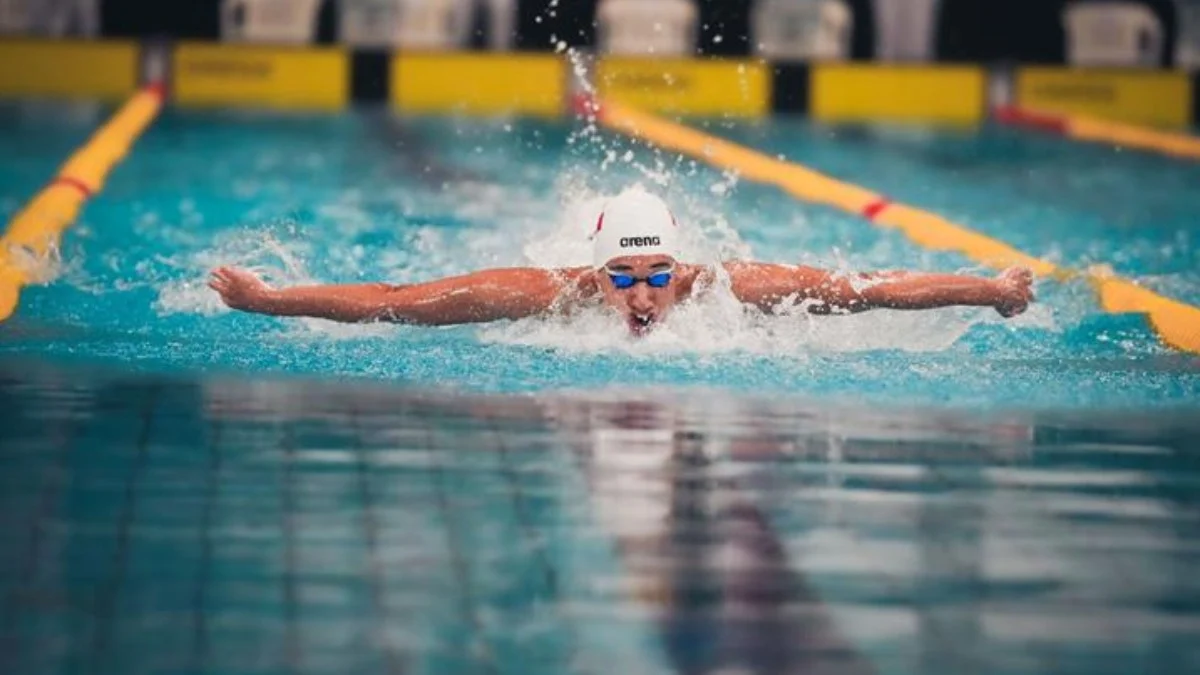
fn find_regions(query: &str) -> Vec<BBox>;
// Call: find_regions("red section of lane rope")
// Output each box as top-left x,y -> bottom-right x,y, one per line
44,84 -> 164,201
144,81 -> 166,101
39,82 -> 164,201
861,198 -> 891,221
992,105 -> 1069,134
48,176 -> 93,198
570,92 -> 604,120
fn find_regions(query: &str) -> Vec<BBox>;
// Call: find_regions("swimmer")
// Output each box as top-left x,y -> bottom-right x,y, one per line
209,188 -> 1034,336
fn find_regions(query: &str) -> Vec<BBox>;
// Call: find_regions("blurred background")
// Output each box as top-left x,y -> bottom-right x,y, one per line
0,0 -> 1196,67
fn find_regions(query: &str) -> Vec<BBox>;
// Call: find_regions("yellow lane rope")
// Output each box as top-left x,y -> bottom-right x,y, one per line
0,83 -> 164,321
595,98 -> 1200,355
995,105 -> 1200,162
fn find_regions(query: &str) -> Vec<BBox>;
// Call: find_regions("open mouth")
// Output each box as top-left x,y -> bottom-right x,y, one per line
628,313 -> 656,335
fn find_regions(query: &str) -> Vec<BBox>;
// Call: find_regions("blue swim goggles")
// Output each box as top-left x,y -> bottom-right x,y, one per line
605,265 -> 675,290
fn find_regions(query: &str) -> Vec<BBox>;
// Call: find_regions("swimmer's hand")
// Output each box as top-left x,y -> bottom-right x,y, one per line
992,266 -> 1034,318
209,266 -> 273,312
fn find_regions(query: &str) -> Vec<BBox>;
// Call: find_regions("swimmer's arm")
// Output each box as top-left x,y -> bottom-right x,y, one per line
725,263 -> 1033,316
209,266 -> 582,324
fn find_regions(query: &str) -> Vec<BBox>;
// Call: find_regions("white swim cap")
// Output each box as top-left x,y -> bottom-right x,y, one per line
590,188 -> 681,269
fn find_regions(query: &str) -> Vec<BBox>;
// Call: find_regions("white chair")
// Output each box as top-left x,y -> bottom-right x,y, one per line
46,0 -> 99,37
220,0 -> 322,44
354,0 -> 473,50
396,0 -> 474,50
340,0 -> 516,50
0,0 -> 32,34
596,0 -> 699,57
872,0 -> 936,61
1063,1 -> 1164,68
481,0 -> 516,50
0,0 -> 98,37
338,0 -> 405,48
752,0 -> 850,61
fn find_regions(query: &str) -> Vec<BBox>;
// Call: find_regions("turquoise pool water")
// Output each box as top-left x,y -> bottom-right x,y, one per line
1,101 -> 1199,674
0,103 -> 1197,407
717,119 -> 1200,306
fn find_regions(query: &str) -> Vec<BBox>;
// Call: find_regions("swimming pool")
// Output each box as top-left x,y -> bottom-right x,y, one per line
1,100 -> 1198,674
2,103 -> 1198,407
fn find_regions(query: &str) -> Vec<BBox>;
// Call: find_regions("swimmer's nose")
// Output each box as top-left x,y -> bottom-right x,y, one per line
628,284 -> 655,313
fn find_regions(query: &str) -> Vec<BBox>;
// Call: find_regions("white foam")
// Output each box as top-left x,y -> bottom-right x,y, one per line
155,227 -> 314,317
476,181 -> 1028,356
479,262 -> 998,356
4,236 -> 66,285
486,301 -> 989,356
146,90 -> 1059,355
151,176 -> 1050,355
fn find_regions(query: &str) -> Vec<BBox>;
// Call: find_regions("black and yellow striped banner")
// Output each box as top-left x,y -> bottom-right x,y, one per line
3,38 -> 1198,126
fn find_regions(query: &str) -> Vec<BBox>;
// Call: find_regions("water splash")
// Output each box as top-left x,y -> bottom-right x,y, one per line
126,90 -> 1075,362
479,262 -> 1023,356
155,227 -> 313,317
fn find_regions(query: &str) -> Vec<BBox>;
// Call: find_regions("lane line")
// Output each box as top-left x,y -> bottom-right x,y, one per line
995,105 -> 1200,162
0,84 -> 164,321
47,176 -> 95,198
592,98 -> 1200,355
860,198 -> 892,221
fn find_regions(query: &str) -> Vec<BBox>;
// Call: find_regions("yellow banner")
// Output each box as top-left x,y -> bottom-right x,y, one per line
1017,68 -> 1191,128
173,43 -> 348,110
393,54 -> 565,117
0,39 -> 138,100
596,58 -> 768,118
812,65 -> 986,124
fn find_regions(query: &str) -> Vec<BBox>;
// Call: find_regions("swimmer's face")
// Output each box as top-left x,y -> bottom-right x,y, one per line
598,254 -> 679,336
